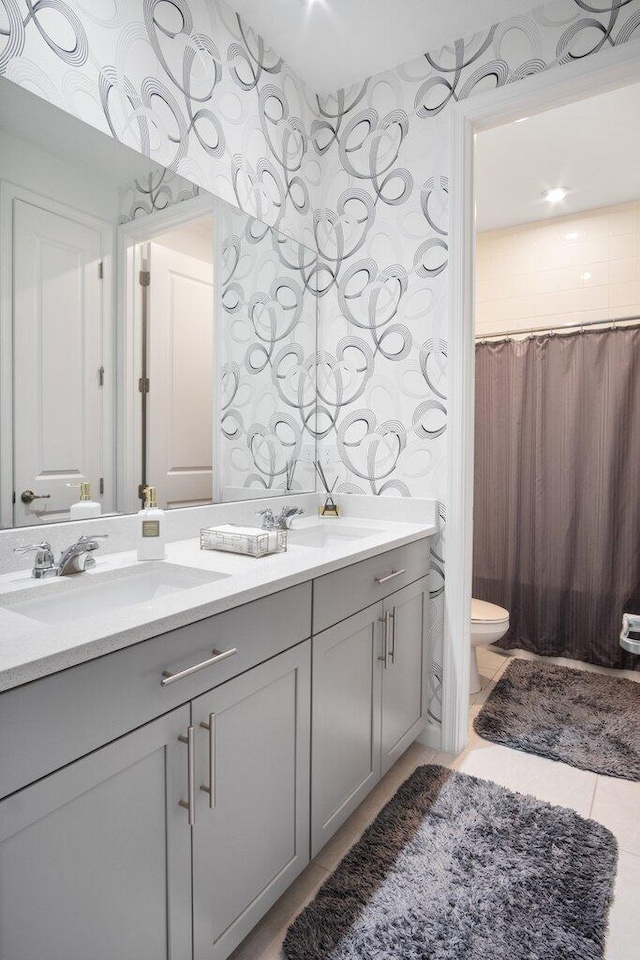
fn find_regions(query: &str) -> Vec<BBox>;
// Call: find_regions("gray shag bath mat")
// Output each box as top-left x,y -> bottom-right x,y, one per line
284,765 -> 617,960
474,658 -> 640,781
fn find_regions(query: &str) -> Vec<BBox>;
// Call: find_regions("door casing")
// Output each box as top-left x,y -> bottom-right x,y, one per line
444,41 -> 640,754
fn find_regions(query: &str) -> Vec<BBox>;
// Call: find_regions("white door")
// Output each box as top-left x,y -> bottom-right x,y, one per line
146,242 -> 214,509
13,200 -> 105,526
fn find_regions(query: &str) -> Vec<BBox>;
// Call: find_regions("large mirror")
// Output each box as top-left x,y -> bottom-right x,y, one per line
0,79 -> 317,529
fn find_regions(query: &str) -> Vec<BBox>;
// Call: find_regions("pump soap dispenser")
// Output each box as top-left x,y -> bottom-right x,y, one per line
137,486 -> 166,561
67,482 -> 102,519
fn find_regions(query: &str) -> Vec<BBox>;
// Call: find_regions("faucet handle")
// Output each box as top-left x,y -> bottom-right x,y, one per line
14,541 -> 52,555
14,541 -> 56,579
258,508 -> 275,530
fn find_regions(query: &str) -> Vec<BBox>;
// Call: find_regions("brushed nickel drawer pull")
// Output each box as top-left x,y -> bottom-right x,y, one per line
161,647 -> 238,687
178,725 -> 195,825
375,568 -> 406,585
377,612 -> 392,669
389,608 -> 396,665
199,713 -> 216,808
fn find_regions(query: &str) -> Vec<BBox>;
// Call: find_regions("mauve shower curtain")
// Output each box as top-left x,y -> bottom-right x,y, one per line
473,326 -> 640,670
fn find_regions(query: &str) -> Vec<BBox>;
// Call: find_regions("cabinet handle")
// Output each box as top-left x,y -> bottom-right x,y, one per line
161,647 -> 237,687
178,726 -> 196,826
199,713 -> 216,809
389,608 -> 396,665
375,568 -> 406,585
378,612 -> 392,669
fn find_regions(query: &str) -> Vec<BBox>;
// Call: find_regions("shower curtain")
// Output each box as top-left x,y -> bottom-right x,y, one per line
473,326 -> 640,670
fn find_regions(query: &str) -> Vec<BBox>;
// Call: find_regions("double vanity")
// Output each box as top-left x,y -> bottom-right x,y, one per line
0,67 -> 438,960
0,497 -> 436,960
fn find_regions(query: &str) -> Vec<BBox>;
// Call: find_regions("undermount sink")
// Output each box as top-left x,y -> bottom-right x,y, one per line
288,524 -> 384,549
0,563 -> 228,626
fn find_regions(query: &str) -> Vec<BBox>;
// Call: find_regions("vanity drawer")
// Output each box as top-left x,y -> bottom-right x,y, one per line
312,537 -> 431,633
0,582 -> 311,799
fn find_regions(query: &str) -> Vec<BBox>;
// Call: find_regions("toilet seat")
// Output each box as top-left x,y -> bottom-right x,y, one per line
471,598 -> 509,624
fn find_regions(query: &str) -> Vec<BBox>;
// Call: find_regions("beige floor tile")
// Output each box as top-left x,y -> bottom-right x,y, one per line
591,775 -> 640,856
228,862 -> 328,960
606,850 -> 640,960
469,655 -> 513,706
476,644 -> 510,680
437,740 -> 598,817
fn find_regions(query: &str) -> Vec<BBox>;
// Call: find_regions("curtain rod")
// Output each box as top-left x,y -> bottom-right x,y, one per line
475,313 -> 640,341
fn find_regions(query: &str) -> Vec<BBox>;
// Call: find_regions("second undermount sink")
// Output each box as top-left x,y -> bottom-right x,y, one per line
0,563 -> 229,626
288,523 -> 384,549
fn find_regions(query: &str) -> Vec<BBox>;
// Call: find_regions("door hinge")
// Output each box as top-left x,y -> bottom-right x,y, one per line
138,376 -> 150,394
12,491 -> 15,505
139,269 -> 150,287
99,478 -> 104,495
98,261 -> 104,280
98,365 -> 105,387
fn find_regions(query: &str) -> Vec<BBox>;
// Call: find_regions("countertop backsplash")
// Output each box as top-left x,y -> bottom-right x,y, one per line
0,494 -> 439,577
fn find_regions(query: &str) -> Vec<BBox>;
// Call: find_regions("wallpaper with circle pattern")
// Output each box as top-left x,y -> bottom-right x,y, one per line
1,0 -> 638,733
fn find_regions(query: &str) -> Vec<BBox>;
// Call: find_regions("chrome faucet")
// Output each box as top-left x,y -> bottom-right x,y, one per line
258,505 -> 305,531
15,534 -> 108,579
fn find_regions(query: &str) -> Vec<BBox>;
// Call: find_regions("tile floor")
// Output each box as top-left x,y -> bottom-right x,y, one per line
230,647 -> 639,960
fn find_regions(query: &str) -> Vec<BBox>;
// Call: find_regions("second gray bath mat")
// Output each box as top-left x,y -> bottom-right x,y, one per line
474,658 -> 640,780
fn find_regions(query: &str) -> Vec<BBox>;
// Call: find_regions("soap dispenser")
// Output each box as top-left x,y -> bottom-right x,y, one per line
68,482 -> 102,519
137,486 -> 166,561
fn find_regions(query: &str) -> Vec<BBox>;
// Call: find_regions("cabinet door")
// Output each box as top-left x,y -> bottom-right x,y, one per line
311,603 -> 383,858
192,642 -> 310,960
380,576 -> 430,775
0,706 -> 192,960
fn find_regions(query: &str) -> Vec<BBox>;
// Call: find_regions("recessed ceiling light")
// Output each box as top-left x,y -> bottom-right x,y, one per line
564,231 -> 581,241
515,116 -> 529,123
542,187 -> 569,204
581,271 -> 592,281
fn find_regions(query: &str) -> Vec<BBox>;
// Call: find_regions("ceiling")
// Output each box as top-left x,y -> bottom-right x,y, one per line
0,77 -> 159,187
475,83 -> 640,232
227,0 -> 542,94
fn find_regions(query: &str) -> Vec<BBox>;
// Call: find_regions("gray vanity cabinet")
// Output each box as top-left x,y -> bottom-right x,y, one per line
311,574 -> 430,857
311,603 -> 383,857
192,642 -> 311,960
0,705 -> 192,960
380,576 -> 430,775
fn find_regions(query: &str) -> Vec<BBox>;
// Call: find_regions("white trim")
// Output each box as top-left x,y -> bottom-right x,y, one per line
0,180 -> 114,528
116,194 -> 216,513
211,201 -> 223,504
443,41 -> 640,754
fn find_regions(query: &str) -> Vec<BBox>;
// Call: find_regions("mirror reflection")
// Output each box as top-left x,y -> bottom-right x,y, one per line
0,79 -> 317,529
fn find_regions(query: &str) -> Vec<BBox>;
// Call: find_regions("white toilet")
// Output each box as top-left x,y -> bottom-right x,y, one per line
470,599 -> 510,694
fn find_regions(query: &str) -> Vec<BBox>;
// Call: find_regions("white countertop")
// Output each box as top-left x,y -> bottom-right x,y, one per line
0,515 -> 436,692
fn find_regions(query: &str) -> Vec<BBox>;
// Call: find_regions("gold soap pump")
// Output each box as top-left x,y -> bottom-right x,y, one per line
67,481 -> 102,519
137,485 -> 166,561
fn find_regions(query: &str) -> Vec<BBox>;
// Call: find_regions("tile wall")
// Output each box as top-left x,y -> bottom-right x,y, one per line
476,200 -> 640,337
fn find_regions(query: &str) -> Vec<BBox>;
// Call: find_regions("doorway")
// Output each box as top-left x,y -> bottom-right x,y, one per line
444,42 -> 640,754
